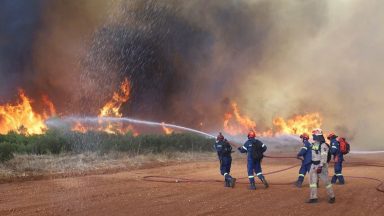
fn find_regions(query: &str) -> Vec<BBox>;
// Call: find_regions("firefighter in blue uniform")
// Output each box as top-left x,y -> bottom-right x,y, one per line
328,133 -> 345,184
295,133 -> 312,188
214,133 -> 236,188
238,131 -> 268,190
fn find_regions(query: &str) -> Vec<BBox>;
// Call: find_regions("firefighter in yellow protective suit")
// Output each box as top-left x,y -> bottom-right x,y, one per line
307,129 -> 336,204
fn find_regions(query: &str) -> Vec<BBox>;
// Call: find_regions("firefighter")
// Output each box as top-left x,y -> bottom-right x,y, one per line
328,133 -> 345,184
307,128 -> 335,204
214,133 -> 236,188
295,133 -> 312,188
238,131 -> 268,190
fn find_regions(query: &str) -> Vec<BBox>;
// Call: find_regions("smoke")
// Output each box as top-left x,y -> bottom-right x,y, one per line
0,0 -> 383,149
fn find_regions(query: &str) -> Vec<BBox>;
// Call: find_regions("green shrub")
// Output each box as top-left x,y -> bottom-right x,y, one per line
0,142 -> 15,162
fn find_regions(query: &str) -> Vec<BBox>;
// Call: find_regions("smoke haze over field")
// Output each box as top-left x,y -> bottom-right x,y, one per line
0,0 -> 383,149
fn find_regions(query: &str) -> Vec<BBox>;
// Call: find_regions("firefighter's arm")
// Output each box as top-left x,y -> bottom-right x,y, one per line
238,143 -> 248,153
262,142 -> 267,153
330,142 -> 338,155
297,146 -> 307,157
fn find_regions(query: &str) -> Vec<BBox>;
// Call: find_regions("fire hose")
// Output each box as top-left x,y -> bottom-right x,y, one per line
142,155 -> 384,193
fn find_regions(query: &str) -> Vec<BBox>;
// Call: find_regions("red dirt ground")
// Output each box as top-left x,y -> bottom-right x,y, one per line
0,155 -> 383,216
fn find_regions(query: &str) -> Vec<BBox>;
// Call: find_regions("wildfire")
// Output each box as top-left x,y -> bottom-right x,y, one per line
71,78 -> 139,135
161,122 -> 174,135
273,113 -> 322,135
99,78 -> 130,118
0,90 -> 56,135
223,101 -> 322,136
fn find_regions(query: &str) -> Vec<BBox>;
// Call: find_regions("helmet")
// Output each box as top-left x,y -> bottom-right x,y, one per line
327,132 -> 338,140
312,128 -> 323,136
247,131 -> 256,139
217,132 -> 224,141
300,133 -> 309,140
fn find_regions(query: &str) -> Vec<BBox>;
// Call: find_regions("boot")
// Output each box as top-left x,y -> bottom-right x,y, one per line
295,180 -> 303,188
249,182 -> 256,190
261,177 -> 269,189
328,197 -> 336,204
306,198 -> 318,204
230,178 -> 236,188
224,179 -> 230,187
331,175 -> 337,184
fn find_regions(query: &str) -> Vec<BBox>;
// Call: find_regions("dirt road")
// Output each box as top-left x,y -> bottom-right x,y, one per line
0,156 -> 383,216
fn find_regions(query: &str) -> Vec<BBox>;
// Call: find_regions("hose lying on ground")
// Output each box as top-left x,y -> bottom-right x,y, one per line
142,155 -> 384,193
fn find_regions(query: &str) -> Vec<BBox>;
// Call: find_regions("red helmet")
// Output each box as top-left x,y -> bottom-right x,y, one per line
300,133 -> 309,140
217,132 -> 224,141
327,132 -> 338,140
312,128 -> 323,136
247,131 -> 256,139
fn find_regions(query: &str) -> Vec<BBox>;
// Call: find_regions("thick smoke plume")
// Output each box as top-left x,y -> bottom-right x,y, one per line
0,0 -> 383,149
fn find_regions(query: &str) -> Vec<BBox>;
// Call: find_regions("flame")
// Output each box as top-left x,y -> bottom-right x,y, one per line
223,101 -> 322,136
72,78 -> 138,135
0,90 -> 55,135
223,102 -> 257,136
99,78 -> 130,118
273,113 -> 322,135
161,122 -> 174,135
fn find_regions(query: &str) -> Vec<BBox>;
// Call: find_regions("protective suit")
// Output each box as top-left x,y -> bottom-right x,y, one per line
295,135 -> 312,188
330,137 -> 345,184
238,131 -> 268,190
307,129 -> 335,204
214,133 -> 236,188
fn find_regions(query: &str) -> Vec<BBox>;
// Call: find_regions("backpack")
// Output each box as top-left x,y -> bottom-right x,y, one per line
320,142 -> 332,163
251,139 -> 264,160
338,137 -> 350,155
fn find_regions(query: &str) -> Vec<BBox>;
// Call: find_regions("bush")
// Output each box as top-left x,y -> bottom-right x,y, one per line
0,142 -> 15,162
0,130 -> 215,155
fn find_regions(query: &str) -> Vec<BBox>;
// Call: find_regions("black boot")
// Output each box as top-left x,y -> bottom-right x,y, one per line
261,177 -> 269,189
328,197 -> 336,204
331,175 -> 337,184
306,198 -> 318,204
249,182 -> 256,190
224,179 -> 230,187
230,178 -> 236,188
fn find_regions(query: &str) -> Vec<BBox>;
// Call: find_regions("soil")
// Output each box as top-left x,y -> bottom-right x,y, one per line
0,155 -> 383,216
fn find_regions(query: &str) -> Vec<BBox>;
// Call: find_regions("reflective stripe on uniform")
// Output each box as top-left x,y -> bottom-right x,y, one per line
299,174 -> 305,177
321,152 -> 328,156
262,144 -> 266,148
248,176 -> 255,179
256,172 -> 262,176
309,183 -> 317,188
242,146 -> 247,150
302,147 -> 308,150
332,146 -> 337,149
326,184 -> 333,189
224,173 -> 228,176
336,173 -> 343,176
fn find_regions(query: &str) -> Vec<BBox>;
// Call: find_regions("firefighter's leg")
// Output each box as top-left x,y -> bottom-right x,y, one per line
220,157 -> 230,187
224,157 -> 236,188
336,161 -> 344,184
331,162 -> 338,184
319,164 -> 335,202
255,160 -> 268,188
247,159 -> 256,190
308,164 -> 319,201
296,164 -> 306,187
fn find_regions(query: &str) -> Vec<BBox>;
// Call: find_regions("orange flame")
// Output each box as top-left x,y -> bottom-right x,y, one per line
0,90 -> 55,135
99,78 -> 130,118
223,101 -> 321,136
273,113 -> 322,135
72,78 -> 138,135
161,122 -> 174,135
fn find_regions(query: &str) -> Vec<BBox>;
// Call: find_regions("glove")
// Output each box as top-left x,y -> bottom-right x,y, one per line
316,166 -> 323,174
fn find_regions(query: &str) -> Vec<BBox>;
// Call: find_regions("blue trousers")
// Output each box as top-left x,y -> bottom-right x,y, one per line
297,163 -> 311,182
332,161 -> 344,183
247,159 -> 264,183
219,156 -> 232,180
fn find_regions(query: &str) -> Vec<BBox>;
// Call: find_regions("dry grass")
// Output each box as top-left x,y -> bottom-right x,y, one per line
0,152 -> 216,181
